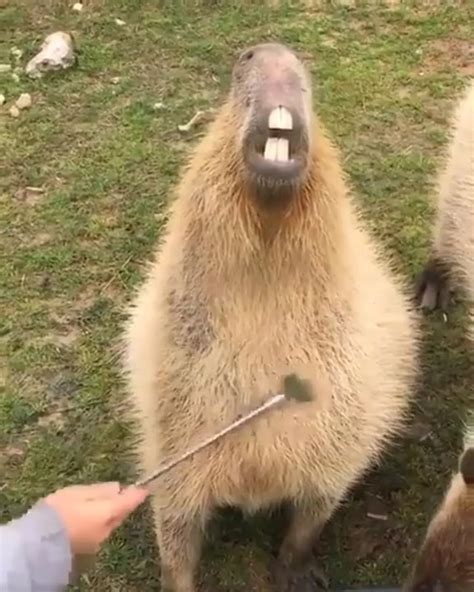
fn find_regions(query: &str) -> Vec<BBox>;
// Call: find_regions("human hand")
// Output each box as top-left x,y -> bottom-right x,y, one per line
44,482 -> 149,554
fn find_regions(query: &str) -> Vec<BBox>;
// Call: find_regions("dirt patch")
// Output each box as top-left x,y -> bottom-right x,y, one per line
423,39 -> 474,76
52,326 -> 80,347
37,409 -> 66,431
348,524 -> 384,561
14,186 -> 47,207
29,232 -> 53,247
29,327 -> 80,350
0,445 -> 25,467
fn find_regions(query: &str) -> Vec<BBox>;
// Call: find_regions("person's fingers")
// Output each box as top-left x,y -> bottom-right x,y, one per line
91,486 -> 149,527
61,482 -> 121,501
84,483 -> 122,500
112,486 -> 149,518
108,487 -> 150,530
76,487 -> 147,542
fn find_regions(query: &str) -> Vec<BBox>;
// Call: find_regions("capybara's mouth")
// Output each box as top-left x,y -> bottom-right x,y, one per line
243,105 -> 309,187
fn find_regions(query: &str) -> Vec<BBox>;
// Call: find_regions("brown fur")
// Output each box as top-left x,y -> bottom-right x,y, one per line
409,80 -> 474,592
416,80 -> 474,335
403,431 -> 474,592
123,44 -> 420,591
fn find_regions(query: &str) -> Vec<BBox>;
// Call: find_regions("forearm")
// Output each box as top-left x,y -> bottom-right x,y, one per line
0,502 -> 72,592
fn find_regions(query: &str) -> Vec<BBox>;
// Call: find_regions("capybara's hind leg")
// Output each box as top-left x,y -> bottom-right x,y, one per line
415,255 -> 452,311
274,498 -> 336,592
153,500 -> 207,592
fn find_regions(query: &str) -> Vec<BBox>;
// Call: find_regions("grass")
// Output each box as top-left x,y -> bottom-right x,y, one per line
1,0 -> 473,589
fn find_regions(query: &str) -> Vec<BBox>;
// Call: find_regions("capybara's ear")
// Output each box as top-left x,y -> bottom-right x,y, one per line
460,447 -> 474,485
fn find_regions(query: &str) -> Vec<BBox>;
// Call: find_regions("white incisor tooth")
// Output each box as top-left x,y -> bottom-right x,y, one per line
264,137 -> 290,162
276,138 -> 289,161
268,106 -> 293,130
264,137 -> 279,160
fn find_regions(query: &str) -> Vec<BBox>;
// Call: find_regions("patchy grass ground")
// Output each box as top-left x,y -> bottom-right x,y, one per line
1,1 -> 473,590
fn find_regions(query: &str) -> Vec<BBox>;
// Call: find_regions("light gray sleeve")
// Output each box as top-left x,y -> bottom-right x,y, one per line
0,502 -> 72,592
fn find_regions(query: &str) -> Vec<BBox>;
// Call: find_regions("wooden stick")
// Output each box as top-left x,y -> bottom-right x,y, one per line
135,393 -> 286,488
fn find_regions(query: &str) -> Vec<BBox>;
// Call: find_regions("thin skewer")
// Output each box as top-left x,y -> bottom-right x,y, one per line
135,393 -> 286,488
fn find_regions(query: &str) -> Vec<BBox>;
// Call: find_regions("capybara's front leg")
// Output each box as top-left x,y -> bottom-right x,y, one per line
153,500 -> 207,592
274,497 -> 336,592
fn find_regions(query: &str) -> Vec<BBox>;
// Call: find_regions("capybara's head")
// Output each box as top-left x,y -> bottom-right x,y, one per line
402,446 -> 474,592
230,43 -> 312,205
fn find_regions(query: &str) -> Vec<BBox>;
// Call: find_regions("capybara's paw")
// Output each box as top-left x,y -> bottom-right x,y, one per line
415,259 -> 451,311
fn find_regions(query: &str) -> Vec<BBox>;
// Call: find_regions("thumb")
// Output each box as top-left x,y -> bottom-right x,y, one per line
105,486 -> 149,526
83,486 -> 149,540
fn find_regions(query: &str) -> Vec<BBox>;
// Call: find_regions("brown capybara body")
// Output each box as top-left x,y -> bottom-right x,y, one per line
410,79 -> 474,591
124,43 -> 420,592
403,427 -> 474,592
416,80 -> 474,334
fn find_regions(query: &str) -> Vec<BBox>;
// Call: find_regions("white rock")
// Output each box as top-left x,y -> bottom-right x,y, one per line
9,105 -> 20,118
11,47 -> 23,60
115,18 -> 126,26
153,102 -> 165,110
178,112 -> 203,132
178,109 -> 214,132
0,64 -> 12,73
15,93 -> 32,110
0,94 -> 5,106
72,2 -> 83,11
25,32 -> 75,79
111,76 -> 121,85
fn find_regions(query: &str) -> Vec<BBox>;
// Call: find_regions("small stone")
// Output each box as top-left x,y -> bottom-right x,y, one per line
26,32 -> 75,79
11,72 -> 20,83
15,186 -> 46,206
0,94 -> 5,106
178,109 -> 210,132
9,105 -> 20,118
111,76 -> 121,85
10,47 -> 23,60
15,92 -> 32,110
153,101 -> 165,110
115,18 -> 126,26
72,2 -> 83,11
0,64 -> 12,73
